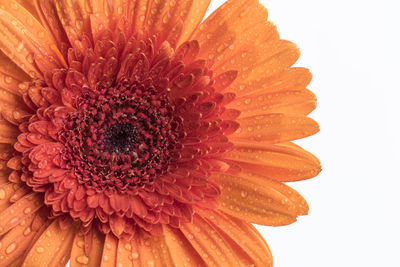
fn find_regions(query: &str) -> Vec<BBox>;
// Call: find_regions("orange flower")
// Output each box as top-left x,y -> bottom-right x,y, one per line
0,0 -> 320,266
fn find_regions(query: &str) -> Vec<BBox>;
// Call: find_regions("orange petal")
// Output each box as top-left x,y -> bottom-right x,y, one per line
111,0 -> 128,18
100,234 -> 118,267
0,71 -> 26,97
145,0 -> 172,33
230,113 -> 319,144
221,40 -> 299,95
53,0 -> 92,45
91,0 -> 111,18
228,66 -> 312,98
0,1 -> 66,77
197,208 -> 273,266
0,120 -> 20,144
133,230 -> 174,267
0,192 -> 43,236
163,225 -> 205,266
33,0 -> 70,49
177,0 -> 211,45
21,219 -> 77,267
109,214 -> 126,237
90,2 -> 112,42
15,0 -> 39,19
129,0 -> 148,37
7,259 -> 23,267
0,50 -> 30,82
115,238 -> 133,267
193,0 -> 275,64
70,230 -> 105,267
211,172 -> 309,226
225,141 -> 321,182
0,171 -> 10,184
180,213 -> 253,266
146,0 -> 211,48
0,88 -> 26,111
0,213 -> 37,266
229,89 -> 317,117
0,182 -> 20,212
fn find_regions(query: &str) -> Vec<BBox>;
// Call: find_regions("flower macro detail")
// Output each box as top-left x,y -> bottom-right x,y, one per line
0,0 -> 320,266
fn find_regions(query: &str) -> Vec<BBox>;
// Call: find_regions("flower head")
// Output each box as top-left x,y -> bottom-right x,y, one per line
0,0 -> 320,266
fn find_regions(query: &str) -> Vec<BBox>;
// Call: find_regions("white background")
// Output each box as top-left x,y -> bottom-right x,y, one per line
204,0 -> 400,266
68,1 -> 400,266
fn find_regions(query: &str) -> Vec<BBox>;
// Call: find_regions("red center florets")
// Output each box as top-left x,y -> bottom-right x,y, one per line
60,81 -> 177,191
12,30 -> 240,237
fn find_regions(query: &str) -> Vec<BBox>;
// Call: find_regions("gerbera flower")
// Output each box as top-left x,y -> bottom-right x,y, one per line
0,0 -> 320,266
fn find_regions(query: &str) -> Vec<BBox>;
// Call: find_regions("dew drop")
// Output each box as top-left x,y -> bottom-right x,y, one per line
75,20 -> 83,30
187,234 -> 194,240
23,227 -> 31,236
24,207 -> 32,214
241,191 -> 248,198
124,243 -> 132,251
0,189 -> 5,200
4,76 -> 12,84
6,243 -> 16,254
132,252 -> 139,259
147,260 -> 155,267
76,255 -> 89,264
36,246 -> 45,254
29,71 -> 36,78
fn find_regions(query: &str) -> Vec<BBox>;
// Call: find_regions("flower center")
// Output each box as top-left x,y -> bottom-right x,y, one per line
102,122 -> 138,154
59,81 -> 177,191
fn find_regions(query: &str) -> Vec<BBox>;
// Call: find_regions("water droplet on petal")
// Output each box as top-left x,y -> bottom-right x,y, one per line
76,255 -> 89,264
0,189 -> 5,200
132,252 -> 139,259
6,243 -> 16,254
124,243 -> 132,251
4,76 -> 12,84
24,207 -> 32,214
23,227 -> 31,236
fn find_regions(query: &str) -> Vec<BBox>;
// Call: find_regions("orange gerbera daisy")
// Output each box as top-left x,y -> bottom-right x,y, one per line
0,0 -> 320,266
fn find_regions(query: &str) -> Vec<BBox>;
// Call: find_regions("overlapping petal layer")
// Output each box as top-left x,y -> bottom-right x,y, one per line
0,0 -> 319,266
